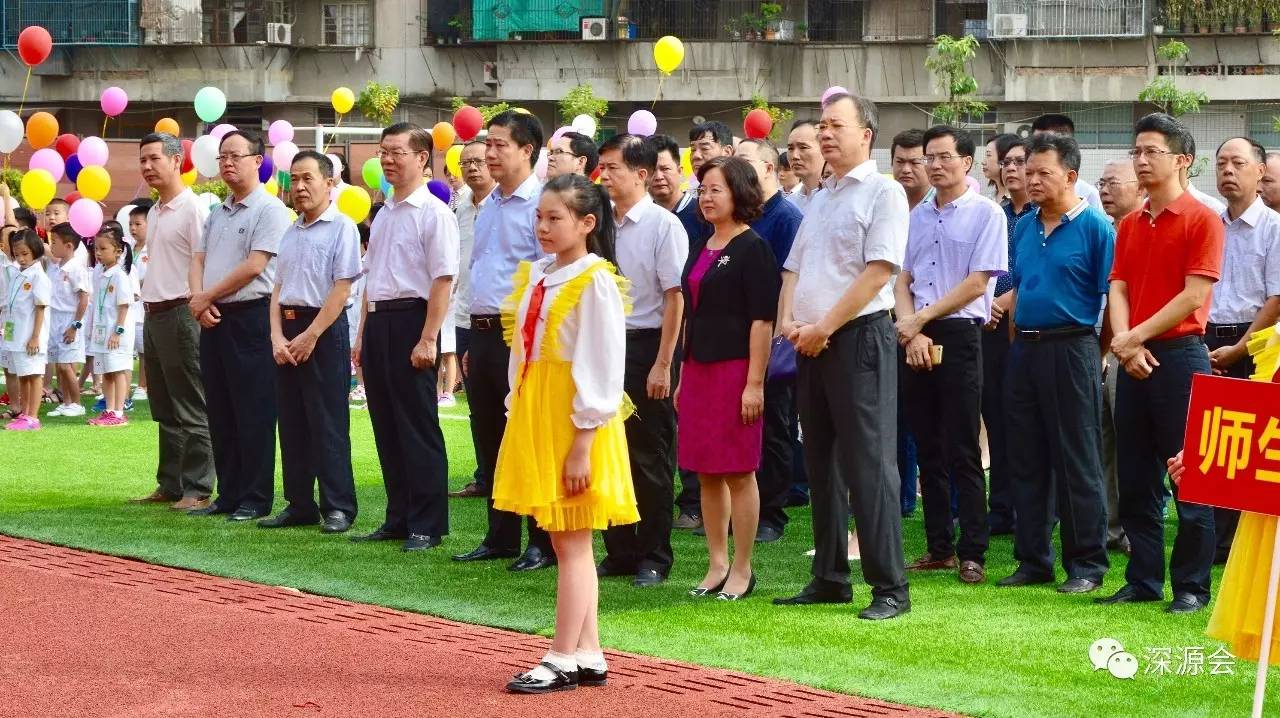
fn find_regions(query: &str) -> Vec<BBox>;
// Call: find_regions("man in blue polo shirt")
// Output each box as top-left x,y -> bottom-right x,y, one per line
998,132 -> 1114,594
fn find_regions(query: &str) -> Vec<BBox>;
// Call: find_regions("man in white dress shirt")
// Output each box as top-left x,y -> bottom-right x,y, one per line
350,123 -> 459,552
596,134 -> 689,587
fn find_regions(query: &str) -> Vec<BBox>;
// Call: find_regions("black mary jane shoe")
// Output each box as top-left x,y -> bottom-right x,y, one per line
715,573 -> 757,601
689,572 -> 729,597
578,665 -> 607,687
506,662 -> 579,694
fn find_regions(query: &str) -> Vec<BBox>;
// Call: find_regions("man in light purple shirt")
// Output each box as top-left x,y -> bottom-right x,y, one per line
894,125 -> 1008,585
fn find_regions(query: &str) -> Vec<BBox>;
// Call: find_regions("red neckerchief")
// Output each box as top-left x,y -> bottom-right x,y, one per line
518,279 -> 547,392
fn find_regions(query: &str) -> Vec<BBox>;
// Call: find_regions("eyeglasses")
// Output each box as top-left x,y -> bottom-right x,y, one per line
375,148 -> 425,159
923,153 -> 962,165
893,158 -> 926,168
458,158 -> 486,168
1127,148 -> 1180,160
694,186 -> 728,198
216,153 -> 256,163
998,157 -> 1027,168
1096,179 -> 1138,190
548,149 -> 578,159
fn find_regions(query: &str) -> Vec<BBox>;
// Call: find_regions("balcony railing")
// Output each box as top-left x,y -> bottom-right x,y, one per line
2,0 -> 139,46
1154,0 -> 1278,34
988,0 -> 1145,38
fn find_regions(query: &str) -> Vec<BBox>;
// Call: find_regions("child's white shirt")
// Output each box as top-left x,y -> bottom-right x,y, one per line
48,255 -> 91,314
87,264 -> 135,355
2,262 -> 52,351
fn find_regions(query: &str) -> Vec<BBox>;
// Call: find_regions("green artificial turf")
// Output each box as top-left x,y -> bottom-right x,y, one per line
0,393 -> 1271,718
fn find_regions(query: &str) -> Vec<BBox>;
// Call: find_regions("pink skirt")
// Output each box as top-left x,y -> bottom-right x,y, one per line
677,357 -> 762,474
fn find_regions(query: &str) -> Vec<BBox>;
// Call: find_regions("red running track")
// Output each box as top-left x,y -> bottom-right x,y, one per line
0,536 -> 960,718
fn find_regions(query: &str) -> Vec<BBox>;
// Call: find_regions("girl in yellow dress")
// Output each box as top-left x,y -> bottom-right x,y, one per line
494,173 -> 639,694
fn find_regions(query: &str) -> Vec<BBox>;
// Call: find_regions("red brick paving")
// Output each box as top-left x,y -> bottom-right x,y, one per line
0,536 -> 959,718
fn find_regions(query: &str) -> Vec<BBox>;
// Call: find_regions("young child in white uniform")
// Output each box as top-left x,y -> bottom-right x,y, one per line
46,224 -> 90,417
86,225 -> 135,427
2,229 -> 52,431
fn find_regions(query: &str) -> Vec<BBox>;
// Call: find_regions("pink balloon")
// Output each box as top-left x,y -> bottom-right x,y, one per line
209,123 -> 237,141
78,136 -> 109,167
627,110 -> 657,137
549,126 -> 573,144
965,175 -> 982,194
534,148 -> 549,180
271,141 -> 299,172
267,119 -> 294,145
28,148 -> 65,182
68,199 -> 104,238
821,86 -> 849,106
100,86 -> 128,117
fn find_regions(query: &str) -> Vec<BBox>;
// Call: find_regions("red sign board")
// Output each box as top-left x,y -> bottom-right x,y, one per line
1181,373 -> 1280,517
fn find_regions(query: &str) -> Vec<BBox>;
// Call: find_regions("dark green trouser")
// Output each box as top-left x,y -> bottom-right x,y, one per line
143,305 -> 214,499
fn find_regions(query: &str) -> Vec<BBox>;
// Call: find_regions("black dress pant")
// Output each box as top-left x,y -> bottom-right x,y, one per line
758,368 -> 798,532
1116,336 -> 1214,601
1005,332 -> 1109,581
902,318 -> 989,564
469,319 -> 549,552
200,298 -> 277,514
797,312 -> 908,601
603,329 -> 676,575
362,301 -> 449,537
456,326 -> 490,493
982,316 -> 1015,532
277,309 -> 357,520
1204,325 -> 1255,561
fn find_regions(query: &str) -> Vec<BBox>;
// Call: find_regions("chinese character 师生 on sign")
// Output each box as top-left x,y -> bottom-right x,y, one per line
1181,374 -> 1280,516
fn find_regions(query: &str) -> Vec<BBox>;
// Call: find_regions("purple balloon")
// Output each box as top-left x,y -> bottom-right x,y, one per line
427,179 -> 452,205
65,155 -> 83,183
821,85 -> 849,106
627,110 -> 657,137
258,155 -> 274,184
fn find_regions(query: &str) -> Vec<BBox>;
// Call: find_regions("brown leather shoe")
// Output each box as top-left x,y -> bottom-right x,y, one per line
958,560 -> 986,584
673,513 -> 703,530
171,496 -> 211,511
906,553 -> 958,571
448,482 -> 486,498
129,489 -> 177,504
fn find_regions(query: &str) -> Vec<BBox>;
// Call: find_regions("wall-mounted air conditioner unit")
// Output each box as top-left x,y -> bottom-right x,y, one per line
992,14 -> 1028,38
581,16 -> 608,40
266,22 -> 292,45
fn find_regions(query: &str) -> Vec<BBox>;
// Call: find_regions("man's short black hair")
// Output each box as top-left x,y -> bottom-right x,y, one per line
1032,114 -> 1076,135
1026,132 -> 1081,173
291,150 -> 334,177
488,110 -> 545,169
219,130 -> 265,156
777,151 -> 790,170
922,125 -> 976,159
689,120 -> 732,147
891,129 -> 925,157
561,131 -> 600,174
598,133 -> 658,174
645,134 -> 681,165
1216,136 -> 1267,164
1133,112 -> 1195,157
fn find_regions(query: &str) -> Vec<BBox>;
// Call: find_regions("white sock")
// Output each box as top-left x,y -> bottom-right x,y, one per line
575,649 -> 606,671
526,650 -> 577,681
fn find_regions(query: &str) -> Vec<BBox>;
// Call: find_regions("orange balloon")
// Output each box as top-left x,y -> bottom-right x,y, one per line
155,117 -> 180,136
25,111 -> 58,149
431,122 -> 457,152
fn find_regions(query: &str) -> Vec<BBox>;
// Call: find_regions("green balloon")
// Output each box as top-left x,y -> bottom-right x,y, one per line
193,86 -> 226,124
362,157 -> 383,189
276,169 -> 291,192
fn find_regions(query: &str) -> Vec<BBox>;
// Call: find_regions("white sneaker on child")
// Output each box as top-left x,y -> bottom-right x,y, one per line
131,387 -> 148,401
56,403 -> 86,417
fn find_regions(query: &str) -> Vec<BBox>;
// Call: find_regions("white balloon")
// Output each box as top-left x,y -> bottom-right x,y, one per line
198,192 -> 220,208
571,114 -> 597,138
0,110 -> 24,153
116,205 -> 137,245
192,134 -> 221,178
534,147 -> 549,180
326,153 -> 344,178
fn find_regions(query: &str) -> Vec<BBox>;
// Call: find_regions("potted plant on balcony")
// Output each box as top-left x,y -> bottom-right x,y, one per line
745,13 -> 765,40
1243,0 -> 1264,31
448,15 -> 465,44
760,2 -> 783,40
725,16 -> 742,40
795,21 -> 808,41
1188,0 -> 1211,32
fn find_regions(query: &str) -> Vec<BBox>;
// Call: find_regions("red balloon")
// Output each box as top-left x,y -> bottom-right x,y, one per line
17,26 -> 53,67
180,139 -> 194,174
65,191 -> 82,205
54,133 -> 80,160
743,109 -> 773,140
452,105 -> 483,142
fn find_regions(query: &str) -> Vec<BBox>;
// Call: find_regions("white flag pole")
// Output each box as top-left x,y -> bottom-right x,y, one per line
1251,515 -> 1280,718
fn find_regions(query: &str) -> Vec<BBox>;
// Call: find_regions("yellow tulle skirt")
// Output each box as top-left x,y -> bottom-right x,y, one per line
1208,511 -> 1280,664
492,359 -> 639,533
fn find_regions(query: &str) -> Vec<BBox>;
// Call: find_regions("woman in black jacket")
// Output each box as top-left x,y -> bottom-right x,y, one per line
676,156 -> 779,601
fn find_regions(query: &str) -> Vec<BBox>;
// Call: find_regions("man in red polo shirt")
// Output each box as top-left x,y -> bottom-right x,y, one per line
1097,113 -> 1223,614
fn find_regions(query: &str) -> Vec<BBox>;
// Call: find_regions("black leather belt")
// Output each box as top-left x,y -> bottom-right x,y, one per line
281,305 -> 320,320
368,298 -> 426,313
215,296 -> 269,312
472,314 -> 502,330
1016,326 -> 1095,342
1147,335 -> 1204,352
1208,322 -> 1252,340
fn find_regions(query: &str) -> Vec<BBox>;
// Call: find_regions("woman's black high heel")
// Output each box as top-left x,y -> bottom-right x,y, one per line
689,573 -> 729,597
715,573 -> 756,601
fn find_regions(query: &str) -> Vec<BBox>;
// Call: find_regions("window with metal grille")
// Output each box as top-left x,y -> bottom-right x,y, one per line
1062,103 -> 1134,148
987,0 -> 1145,38
323,1 -> 371,46
4,0 -> 140,46
202,0 -> 295,44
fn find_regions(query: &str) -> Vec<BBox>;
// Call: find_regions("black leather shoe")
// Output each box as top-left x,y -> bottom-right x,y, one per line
506,662 -> 578,694
997,569 -> 1055,587
320,511 -> 352,533
633,569 -> 665,587
578,666 -> 607,687
258,509 -> 320,528
716,573 -> 756,601
689,572 -> 729,597
755,525 -> 783,543
350,526 -> 409,543
1095,584 -> 1162,605
596,561 -> 636,578
187,502 -> 231,517
1058,577 -> 1102,594
1167,593 -> 1208,614
228,507 -> 269,522
773,579 -> 852,606
509,547 -> 557,572
402,534 -> 442,552
452,544 -> 520,562
858,596 -> 911,620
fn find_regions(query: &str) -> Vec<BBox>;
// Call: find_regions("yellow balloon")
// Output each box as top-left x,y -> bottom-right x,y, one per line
680,147 -> 693,177
331,87 -> 355,115
182,168 -> 198,187
76,165 -> 112,202
288,208 -> 298,222
445,144 -> 463,177
337,185 -> 372,223
513,107 -> 531,115
654,35 -> 684,75
20,169 -> 56,211
265,177 -> 279,197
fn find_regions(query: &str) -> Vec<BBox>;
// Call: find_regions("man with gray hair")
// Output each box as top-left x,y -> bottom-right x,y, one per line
129,133 -> 215,510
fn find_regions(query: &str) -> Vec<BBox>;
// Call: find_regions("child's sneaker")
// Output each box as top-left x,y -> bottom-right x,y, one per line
93,397 -> 106,412
60,403 -> 86,417
87,412 -> 110,426
131,387 -> 148,401
124,399 -> 134,412
438,394 -> 457,408
5,415 -> 41,431
349,386 -> 366,403
99,411 -> 128,427
48,404 -> 68,417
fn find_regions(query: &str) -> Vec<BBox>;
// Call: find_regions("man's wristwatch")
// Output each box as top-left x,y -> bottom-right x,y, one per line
72,321 -> 82,330
114,326 -> 126,336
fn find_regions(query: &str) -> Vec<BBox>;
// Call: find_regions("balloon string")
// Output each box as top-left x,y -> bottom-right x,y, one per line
652,75 -> 666,109
17,68 -> 31,116
102,116 -> 109,137
322,113 -> 344,154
